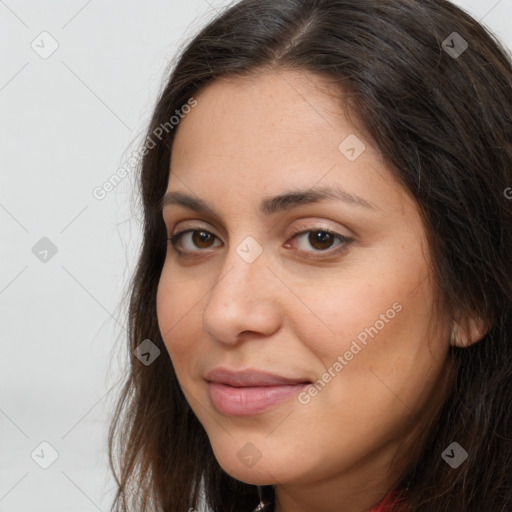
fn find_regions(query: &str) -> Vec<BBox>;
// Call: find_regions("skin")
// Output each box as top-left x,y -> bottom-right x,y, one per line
156,69 -> 486,512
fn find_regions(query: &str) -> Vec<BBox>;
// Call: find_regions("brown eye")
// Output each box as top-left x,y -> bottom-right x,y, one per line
192,230 -> 215,248
168,229 -> 221,253
308,230 -> 335,250
288,228 -> 352,258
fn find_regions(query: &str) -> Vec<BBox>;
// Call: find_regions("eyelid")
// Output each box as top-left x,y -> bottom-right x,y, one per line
166,215 -> 353,239
287,219 -> 352,238
167,218 -> 218,236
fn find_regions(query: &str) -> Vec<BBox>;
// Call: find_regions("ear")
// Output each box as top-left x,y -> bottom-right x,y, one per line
450,311 -> 489,348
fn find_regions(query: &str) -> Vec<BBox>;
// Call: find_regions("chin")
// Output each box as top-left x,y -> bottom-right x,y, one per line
210,442 -> 287,485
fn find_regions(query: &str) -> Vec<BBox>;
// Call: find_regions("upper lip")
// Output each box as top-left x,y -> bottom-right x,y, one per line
205,367 -> 311,387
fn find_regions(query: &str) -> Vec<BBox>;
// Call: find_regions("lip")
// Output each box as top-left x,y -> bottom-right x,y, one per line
205,367 -> 310,387
205,367 -> 311,416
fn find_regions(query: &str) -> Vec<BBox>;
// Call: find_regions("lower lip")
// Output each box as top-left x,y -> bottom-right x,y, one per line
208,382 -> 309,416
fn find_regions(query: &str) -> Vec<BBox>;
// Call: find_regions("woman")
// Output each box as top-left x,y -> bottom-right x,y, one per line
108,0 -> 512,510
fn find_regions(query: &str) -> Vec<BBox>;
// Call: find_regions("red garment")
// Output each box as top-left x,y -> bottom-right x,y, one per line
366,490 -> 400,512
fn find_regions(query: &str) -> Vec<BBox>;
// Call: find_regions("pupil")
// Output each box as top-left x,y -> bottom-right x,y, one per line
194,231 -> 212,247
309,231 -> 333,250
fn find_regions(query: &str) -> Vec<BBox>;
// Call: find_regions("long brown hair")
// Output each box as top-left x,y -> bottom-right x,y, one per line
107,1 -> 512,510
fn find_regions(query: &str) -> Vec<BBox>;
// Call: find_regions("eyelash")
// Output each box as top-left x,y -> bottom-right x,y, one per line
167,227 -> 352,259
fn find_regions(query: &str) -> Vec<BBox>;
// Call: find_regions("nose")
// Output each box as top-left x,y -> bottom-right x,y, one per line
202,240 -> 282,345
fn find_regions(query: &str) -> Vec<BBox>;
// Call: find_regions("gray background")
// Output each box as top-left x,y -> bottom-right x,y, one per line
1,1 -> 511,510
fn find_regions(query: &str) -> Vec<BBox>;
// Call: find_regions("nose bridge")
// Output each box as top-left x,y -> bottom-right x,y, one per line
210,235 -> 269,307
202,234 -> 281,342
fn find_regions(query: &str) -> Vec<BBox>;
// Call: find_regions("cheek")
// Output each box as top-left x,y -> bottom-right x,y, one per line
288,245 -> 442,365
156,268 -> 205,359
297,236 -> 439,368
284,279 -> 447,473
283,273 -> 404,364
297,272 -> 446,416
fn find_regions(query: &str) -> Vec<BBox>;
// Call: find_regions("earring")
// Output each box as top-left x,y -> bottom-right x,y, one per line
450,325 -> 463,346
253,485 -> 273,511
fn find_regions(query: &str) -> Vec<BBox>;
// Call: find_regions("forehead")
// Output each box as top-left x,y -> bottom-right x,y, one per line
167,69 -> 409,219
171,69 -> 370,160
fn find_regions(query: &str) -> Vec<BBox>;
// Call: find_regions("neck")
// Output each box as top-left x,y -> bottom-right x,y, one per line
271,439 -> 403,512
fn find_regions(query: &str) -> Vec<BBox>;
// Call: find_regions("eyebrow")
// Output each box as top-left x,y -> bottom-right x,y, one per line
160,185 -> 376,216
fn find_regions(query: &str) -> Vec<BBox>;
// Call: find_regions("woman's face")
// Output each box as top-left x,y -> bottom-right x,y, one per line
156,70 -> 452,509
